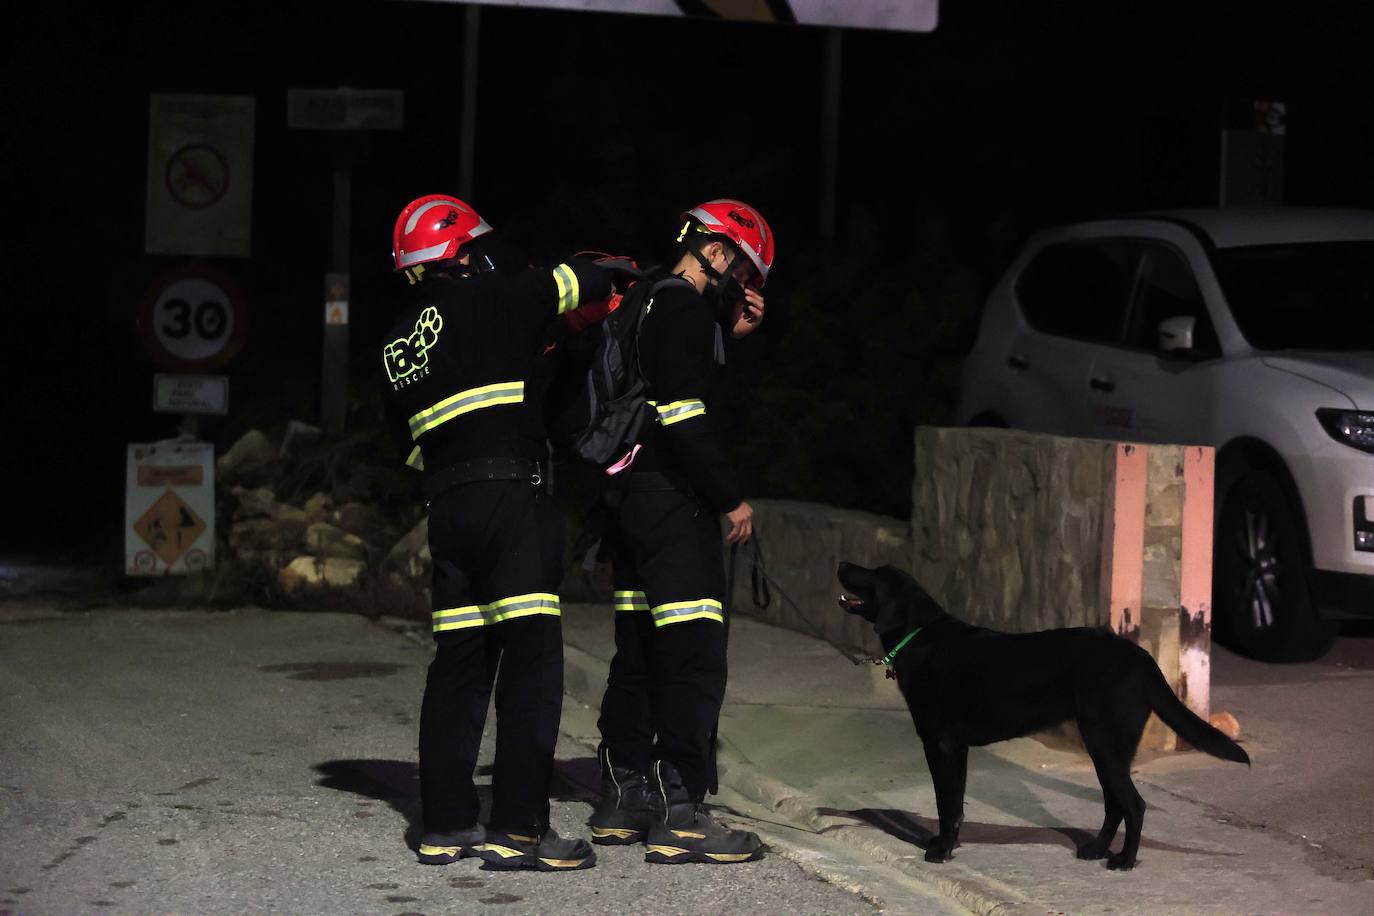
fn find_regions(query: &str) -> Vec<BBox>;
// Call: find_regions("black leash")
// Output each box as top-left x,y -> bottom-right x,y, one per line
733,532 -> 886,668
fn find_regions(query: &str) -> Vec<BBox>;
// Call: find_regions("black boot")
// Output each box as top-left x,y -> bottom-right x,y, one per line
477,827 -> 597,871
588,746 -> 660,845
417,825 -> 486,865
644,760 -> 763,865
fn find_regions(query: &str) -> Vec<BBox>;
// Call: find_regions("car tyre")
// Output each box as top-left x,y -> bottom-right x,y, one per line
1214,470 -> 1337,662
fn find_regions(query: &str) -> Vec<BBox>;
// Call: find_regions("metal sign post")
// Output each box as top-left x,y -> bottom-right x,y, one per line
287,87 -> 403,436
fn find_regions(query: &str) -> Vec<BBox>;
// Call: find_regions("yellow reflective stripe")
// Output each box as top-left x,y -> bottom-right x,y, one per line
432,605 -> 486,632
485,592 -> 561,623
614,589 -> 649,612
649,399 -> 707,426
433,594 -> 562,631
408,381 -> 525,440
651,599 -> 724,627
553,263 -> 581,315
406,445 -> 424,471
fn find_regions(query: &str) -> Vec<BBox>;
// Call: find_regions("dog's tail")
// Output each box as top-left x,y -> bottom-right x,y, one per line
1145,663 -> 1250,765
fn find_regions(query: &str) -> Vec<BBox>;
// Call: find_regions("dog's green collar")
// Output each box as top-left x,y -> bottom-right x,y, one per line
882,627 -> 923,668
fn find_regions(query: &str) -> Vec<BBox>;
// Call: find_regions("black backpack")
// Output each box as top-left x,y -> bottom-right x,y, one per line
553,266 -> 692,473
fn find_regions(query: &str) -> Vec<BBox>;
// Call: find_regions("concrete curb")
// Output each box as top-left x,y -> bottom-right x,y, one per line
561,641 -> 1033,915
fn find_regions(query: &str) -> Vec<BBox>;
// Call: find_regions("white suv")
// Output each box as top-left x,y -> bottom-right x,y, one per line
956,208 -> 1374,661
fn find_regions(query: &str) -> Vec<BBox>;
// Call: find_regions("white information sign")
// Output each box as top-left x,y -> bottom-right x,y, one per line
153,375 -> 230,415
125,440 -> 216,576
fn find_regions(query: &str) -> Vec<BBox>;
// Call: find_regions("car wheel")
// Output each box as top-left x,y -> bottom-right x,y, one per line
1213,470 -> 1337,662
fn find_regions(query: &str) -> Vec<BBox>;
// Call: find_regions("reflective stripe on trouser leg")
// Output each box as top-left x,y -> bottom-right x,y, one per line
433,593 -> 562,633
614,589 -> 649,613
650,598 -> 724,627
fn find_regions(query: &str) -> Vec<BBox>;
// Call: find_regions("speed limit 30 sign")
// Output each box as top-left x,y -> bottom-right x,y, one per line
137,264 -> 248,372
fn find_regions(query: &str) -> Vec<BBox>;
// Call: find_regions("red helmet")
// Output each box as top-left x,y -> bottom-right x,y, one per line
392,194 -> 493,271
680,199 -> 774,288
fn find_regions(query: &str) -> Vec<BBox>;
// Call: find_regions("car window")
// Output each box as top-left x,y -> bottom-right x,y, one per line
1212,241 -> 1374,351
1016,241 -> 1135,344
1125,245 -> 1221,357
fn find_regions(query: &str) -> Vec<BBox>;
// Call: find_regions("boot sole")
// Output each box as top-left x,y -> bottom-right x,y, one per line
416,844 -> 482,865
590,826 -> 645,845
477,844 -> 597,871
644,844 -> 763,865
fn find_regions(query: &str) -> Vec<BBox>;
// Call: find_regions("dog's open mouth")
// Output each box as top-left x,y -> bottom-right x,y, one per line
838,593 -> 865,612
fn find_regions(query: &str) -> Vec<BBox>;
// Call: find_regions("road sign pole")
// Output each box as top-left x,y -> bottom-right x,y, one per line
820,27 -> 842,254
459,3 -> 481,199
322,167 -> 351,436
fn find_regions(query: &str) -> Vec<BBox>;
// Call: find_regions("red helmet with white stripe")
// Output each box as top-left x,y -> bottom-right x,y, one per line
392,194 -> 493,273
679,199 -> 774,289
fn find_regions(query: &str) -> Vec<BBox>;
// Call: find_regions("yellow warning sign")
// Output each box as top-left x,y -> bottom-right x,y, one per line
132,488 -> 207,567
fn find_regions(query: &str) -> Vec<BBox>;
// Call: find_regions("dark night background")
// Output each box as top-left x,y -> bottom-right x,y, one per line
5,0 -> 1374,554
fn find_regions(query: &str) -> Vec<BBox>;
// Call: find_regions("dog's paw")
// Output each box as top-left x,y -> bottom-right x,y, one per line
923,839 -> 955,863
1106,852 -> 1137,871
1075,842 -> 1108,861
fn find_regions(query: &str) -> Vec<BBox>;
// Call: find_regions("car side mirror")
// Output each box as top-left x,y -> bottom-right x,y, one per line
1158,315 -> 1196,353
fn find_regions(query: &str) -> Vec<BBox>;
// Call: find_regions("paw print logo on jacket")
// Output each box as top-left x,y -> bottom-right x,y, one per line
383,306 -> 444,384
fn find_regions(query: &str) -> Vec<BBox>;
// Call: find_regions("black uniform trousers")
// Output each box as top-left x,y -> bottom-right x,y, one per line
419,477 -> 564,835
597,481 -> 728,801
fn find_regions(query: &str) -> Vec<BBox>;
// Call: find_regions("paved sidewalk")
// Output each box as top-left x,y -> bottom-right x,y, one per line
561,602 -> 1374,914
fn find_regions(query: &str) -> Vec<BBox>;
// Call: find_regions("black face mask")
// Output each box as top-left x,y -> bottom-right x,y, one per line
691,244 -> 749,324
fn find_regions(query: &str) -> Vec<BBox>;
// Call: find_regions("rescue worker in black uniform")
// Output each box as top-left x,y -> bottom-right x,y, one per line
381,194 -> 615,871
587,199 -> 775,864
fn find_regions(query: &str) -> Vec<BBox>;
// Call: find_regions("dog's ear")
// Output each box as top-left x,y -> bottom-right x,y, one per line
836,561 -> 879,622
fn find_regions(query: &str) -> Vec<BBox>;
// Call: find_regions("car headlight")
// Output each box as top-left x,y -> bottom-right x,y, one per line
1317,409 -> 1374,454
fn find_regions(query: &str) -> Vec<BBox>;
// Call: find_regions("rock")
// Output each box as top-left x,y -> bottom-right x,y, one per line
274,505 -> 311,543
279,419 -> 323,459
231,486 -> 278,521
278,556 -> 366,595
304,492 -> 334,522
305,521 -> 370,561
332,502 -> 379,536
229,518 -> 292,554
1209,711 -> 1241,740
217,430 -> 276,482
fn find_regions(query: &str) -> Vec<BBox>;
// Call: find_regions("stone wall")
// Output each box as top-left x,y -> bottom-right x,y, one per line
910,427 -> 1115,631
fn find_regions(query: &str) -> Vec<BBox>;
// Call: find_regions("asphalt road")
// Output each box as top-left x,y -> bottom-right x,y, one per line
0,607 -> 891,916
1156,625 -> 1374,879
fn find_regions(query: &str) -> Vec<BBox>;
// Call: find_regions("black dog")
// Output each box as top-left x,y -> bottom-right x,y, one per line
837,561 -> 1249,870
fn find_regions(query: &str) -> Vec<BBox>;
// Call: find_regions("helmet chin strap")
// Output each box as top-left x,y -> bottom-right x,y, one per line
689,245 -> 746,319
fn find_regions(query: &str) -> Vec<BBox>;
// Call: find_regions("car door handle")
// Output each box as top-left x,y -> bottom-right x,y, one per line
1090,376 -> 1115,393
1007,354 -> 1029,371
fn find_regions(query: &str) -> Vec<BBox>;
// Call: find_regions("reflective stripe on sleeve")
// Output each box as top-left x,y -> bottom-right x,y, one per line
553,263 -> 581,315
408,381 -> 525,440
406,445 -> 425,471
650,598 -> 724,627
614,590 -> 649,613
648,399 -> 707,426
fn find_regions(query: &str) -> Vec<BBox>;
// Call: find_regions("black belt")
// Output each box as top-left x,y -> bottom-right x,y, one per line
425,457 -> 543,500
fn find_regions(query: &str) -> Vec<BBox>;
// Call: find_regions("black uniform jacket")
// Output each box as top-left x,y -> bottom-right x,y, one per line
381,260 -> 611,475
630,281 -> 742,514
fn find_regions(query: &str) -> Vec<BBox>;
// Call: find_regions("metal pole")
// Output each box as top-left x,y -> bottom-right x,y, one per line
322,165 -> 351,435
820,27 -> 843,252
459,3 -> 481,200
